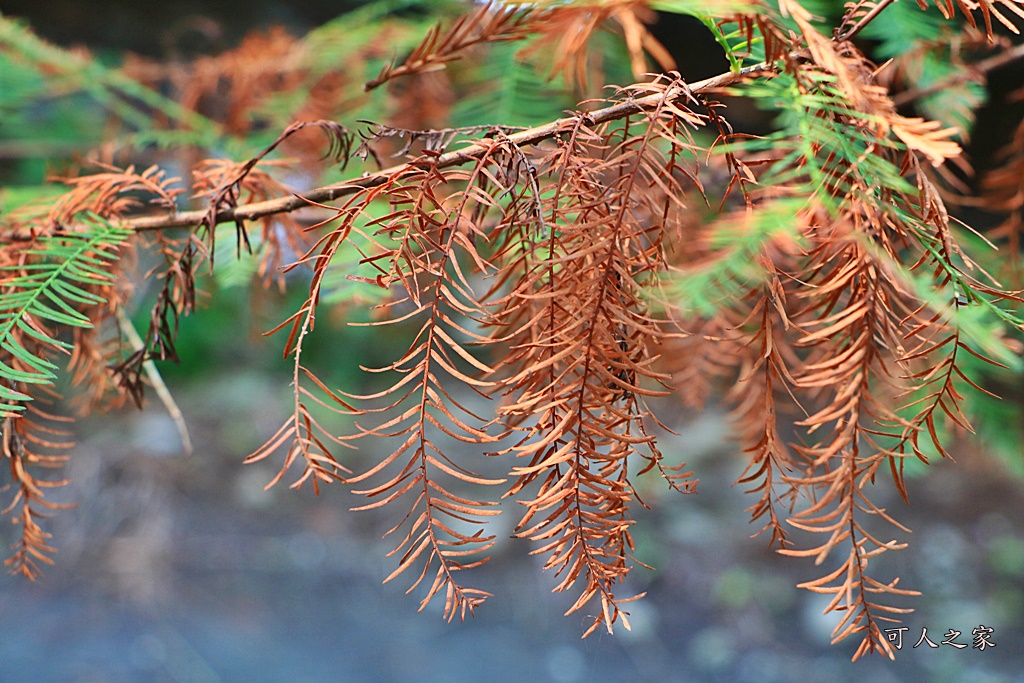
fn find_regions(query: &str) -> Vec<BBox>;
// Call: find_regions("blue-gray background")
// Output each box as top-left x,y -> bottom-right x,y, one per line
2,369 -> 1021,682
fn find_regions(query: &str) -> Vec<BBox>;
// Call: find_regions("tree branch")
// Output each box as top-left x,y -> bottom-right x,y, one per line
115,64 -> 770,234
27,15 -> 1015,239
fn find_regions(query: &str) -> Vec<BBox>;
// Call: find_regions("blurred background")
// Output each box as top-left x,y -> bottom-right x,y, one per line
2,1 -> 1024,681
2,338 -> 1023,682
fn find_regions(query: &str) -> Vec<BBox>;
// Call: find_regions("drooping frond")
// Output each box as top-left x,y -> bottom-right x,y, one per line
244,200 -> 356,493
2,405 -> 75,579
485,77 -> 703,634
314,153 -> 514,619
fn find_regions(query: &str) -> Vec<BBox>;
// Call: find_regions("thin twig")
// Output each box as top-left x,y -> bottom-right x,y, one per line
116,307 -> 193,456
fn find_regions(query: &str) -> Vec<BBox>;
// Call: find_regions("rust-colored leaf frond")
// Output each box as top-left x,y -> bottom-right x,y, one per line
365,0 -> 676,94
488,76 -> 703,635
519,0 -> 675,90
917,0 -> 1024,36
728,273 -> 802,552
364,2 -> 541,91
123,26 -> 303,136
2,408 -> 75,579
193,120 -> 352,255
658,1 -> 1022,659
337,152 -> 516,621
47,164 -> 184,231
109,228 -> 203,408
246,200 -> 356,493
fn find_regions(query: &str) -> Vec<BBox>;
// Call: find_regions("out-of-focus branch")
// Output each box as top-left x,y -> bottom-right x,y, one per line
893,41 -> 1024,107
